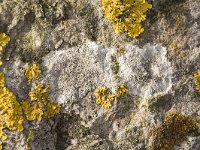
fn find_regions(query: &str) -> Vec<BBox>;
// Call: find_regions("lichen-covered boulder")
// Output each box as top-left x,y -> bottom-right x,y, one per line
0,0 -> 200,149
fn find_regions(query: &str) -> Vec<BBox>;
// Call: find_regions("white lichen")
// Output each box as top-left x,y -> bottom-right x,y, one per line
43,41 -> 172,105
118,43 -> 173,98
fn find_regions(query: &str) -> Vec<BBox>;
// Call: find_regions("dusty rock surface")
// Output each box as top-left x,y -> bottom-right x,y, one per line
0,0 -> 200,149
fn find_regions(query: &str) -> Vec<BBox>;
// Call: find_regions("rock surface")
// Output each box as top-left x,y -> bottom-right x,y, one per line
0,0 -> 200,150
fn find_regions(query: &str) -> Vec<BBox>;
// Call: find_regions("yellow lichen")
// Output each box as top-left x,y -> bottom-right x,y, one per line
21,101 -> 44,121
194,71 -> 200,91
115,84 -> 128,97
0,73 -> 5,87
0,72 -> 24,145
0,33 -> 11,47
45,102 -> 61,118
0,141 -> 2,150
25,64 -> 41,81
0,33 -> 13,149
150,112 -> 199,150
102,0 -> 152,38
22,83 -> 61,121
95,86 -> 113,109
29,83 -> 48,103
0,33 -> 10,66
95,84 -> 128,109
0,34 -> 61,149
0,127 -> 7,141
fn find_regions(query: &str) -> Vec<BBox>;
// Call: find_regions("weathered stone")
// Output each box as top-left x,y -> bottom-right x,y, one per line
0,0 -> 199,149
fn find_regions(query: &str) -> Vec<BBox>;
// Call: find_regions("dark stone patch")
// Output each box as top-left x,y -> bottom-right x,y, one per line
55,112 -> 90,150
138,0 -> 193,47
3,12 -> 36,62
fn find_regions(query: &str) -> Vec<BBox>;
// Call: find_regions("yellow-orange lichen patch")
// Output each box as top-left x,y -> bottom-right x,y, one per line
95,84 -> 128,109
0,72 -> 24,146
95,86 -> 114,109
150,112 -> 199,150
29,83 -> 48,104
0,33 -> 11,47
0,34 -> 61,150
45,101 -> 61,118
115,84 -> 128,97
194,71 -> 200,92
102,0 -> 152,38
22,83 -> 61,121
0,33 -> 10,66
25,64 -> 41,81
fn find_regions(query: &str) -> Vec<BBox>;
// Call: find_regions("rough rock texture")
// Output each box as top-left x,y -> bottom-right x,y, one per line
0,0 -> 200,150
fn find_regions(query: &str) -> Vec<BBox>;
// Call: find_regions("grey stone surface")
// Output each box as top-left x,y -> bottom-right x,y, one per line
0,0 -> 199,150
